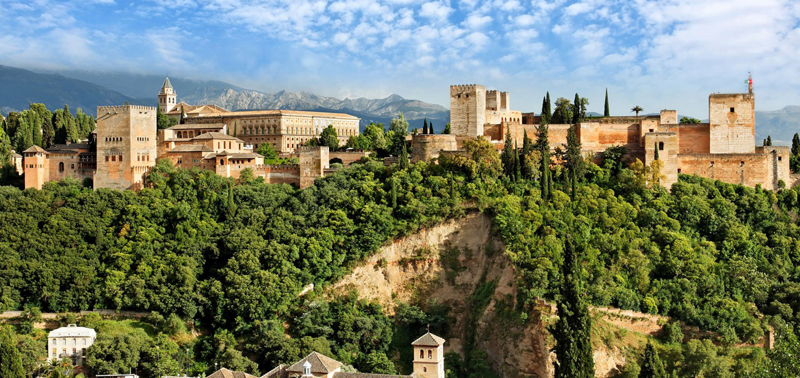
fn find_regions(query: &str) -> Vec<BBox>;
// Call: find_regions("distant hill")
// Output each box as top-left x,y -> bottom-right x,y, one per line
755,106 -> 800,146
0,65 -> 137,116
52,69 -> 450,132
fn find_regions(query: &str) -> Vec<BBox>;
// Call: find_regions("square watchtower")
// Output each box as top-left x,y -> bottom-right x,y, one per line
94,105 -> 157,190
450,84 -> 486,137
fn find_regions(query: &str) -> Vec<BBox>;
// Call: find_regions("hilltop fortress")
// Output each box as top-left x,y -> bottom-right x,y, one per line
415,79 -> 791,190
22,78 -> 366,190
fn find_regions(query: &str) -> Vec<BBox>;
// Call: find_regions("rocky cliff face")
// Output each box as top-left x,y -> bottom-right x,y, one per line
332,212 -> 551,378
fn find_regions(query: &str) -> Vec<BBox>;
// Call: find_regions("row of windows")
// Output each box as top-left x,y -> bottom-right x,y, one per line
105,137 -> 123,142
137,155 -> 151,162
136,137 -> 150,142
27,164 -> 44,168
51,347 -> 87,357
53,338 -> 88,346
58,162 -> 75,172
104,155 -> 123,162
218,141 -> 237,149
420,349 -> 434,359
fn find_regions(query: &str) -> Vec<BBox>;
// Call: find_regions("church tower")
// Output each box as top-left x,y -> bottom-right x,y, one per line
158,76 -> 176,113
412,332 -> 446,378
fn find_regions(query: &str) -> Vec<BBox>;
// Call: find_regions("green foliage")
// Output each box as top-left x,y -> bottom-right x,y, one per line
553,236 -> 594,378
0,327 -> 25,378
639,343 -> 666,378
363,122 -> 388,151
320,125 -> 339,150
680,117 -> 701,124
256,143 -> 278,160
551,97 -> 573,124
748,328 -> 800,377
604,88 -> 610,117
387,113 -> 409,156
631,105 -> 643,118
443,122 -> 451,135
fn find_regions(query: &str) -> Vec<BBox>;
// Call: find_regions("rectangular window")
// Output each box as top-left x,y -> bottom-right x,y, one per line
111,156 -> 116,162
730,107 -> 735,112
105,156 -> 109,161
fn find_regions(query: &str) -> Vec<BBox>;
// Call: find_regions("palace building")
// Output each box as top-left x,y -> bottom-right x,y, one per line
22,77 -> 365,191
414,77 -> 793,190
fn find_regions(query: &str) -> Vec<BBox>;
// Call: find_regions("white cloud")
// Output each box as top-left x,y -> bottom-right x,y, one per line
465,13 -> 492,29
419,1 -> 453,19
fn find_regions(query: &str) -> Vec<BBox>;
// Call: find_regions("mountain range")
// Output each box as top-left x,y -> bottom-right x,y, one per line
1,64 -> 798,142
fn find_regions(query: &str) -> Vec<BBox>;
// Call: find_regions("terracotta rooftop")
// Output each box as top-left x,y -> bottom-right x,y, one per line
168,144 -> 214,153
206,368 -> 258,378
192,132 -> 242,141
22,145 -> 48,154
197,109 -> 359,119
167,123 -> 226,130
411,332 -> 446,347
334,373 -> 421,378
287,352 -> 343,374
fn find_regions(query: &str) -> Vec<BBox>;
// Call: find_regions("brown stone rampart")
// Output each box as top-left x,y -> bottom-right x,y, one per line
709,93 -> 755,154
675,147 -> 790,191
579,122 -> 640,153
46,152 -> 93,182
412,134 -> 458,162
299,146 -> 329,189
644,132 -> 679,188
329,151 -> 370,166
660,124 -> 710,154
450,84 -> 486,137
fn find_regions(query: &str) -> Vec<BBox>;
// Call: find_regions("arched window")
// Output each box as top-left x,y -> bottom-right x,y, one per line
59,162 -> 64,172
428,350 -> 432,359
220,159 -> 224,165
419,350 -> 424,359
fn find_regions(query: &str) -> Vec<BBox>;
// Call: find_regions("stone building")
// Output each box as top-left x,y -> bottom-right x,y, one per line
22,78 -> 366,191
442,77 -> 791,190
47,324 -> 96,366
160,77 -> 360,153
259,332 -> 445,378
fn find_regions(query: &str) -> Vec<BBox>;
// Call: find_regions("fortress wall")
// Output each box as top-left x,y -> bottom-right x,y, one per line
660,124 -> 711,154
450,85 -> 486,137
709,93 -> 755,154
329,151 -> 370,166
46,153 -> 93,182
677,154 -> 770,189
483,124 -> 502,141
580,122 -> 640,152
412,134 -> 458,162
644,132 -> 679,189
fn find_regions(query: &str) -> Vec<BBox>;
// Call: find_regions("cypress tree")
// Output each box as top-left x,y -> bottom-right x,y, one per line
544,92 -> 552,124
233,121 -> 238,137
0,327 -> 25,378
521,130 -> 533,180
180,105 -> 186,124
792,133 -> 800,155
502,129 -> 514,176
423,118 -> 429,134
639,343 -> 666,378
654,142 -> 659,160
553,235 -> 594,378
536,124 -> 551,201
443,123 -> 451,134
604,88 -> 610,117
514,141 -> 521,182
391,179 -> 398,209
767,135 -> 773,146
572,93 -> 581,125
565,124 -> 582,199
428,122 -> 433,134
399,143 -> 409,169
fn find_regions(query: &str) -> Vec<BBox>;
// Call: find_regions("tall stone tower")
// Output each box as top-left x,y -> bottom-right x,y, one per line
412,332 -> 446,378
158,76 -> 176,113
23,145 -> 49,190
450,84 -> 486,137
94,105 -> 158,190
708,77 -> 756,154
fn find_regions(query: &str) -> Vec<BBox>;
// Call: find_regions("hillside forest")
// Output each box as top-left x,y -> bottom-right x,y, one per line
0,110 -> 799,378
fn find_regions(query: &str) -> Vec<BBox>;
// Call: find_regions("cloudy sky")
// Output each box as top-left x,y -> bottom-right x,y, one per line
1,0 -> 799,117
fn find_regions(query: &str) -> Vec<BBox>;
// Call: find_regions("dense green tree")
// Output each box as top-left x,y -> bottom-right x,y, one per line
423,118 -> 429,134
399,143 -> 409,170
639,343 -> 666,378
680,117 -> 701,124
387,113 -> 409,156
551,97 -> 573,124
565,124 -> 582,199
345,135 -> 370,150
748,329 -> 800,377
157,107 -> 171,130
535,124 -> 551,200
320,125 -> 339,150
0,327 -> 25,378
792,133 -> 800,155
501,130 -> 515,176
363,122 -> 388,150
604,88 -> 610,117
256,143 -> 278,161
442,123 -> 451,135
553,236 -> 593,378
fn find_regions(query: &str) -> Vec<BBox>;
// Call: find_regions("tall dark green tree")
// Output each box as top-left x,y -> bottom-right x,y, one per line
766,135 -> 773,146
553,235 -> 593,378
639,343 -> 666,378
31,104 -> 54,148
0,327 -> 25,378
604,88 -> 610,117
501,129 -> 515,176
572,93 -> 581,125
399,143 -> 409,170
388,113 -> 409,155
565,124 -> 583,199
552,97 -> 573,124
535,124 -> 551,200
423,118 -> 429,134
180,105 -> 186,125
442,123 -> 451,134
514,141 -> 521,182
654,142 -> 660,160
792,133 -> 800,155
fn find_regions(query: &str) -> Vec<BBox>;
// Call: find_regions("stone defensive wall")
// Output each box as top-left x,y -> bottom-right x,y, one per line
659,123 -> 711,154
253,164 -> 301,186
412,134 -> 458,162
97,105 -> 157,116
329,151 -> 370,165
676,146 -> 790,191
578,122 -> 641,153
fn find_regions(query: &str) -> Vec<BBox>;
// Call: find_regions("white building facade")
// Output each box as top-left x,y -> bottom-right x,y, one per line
48,324 -> 97,366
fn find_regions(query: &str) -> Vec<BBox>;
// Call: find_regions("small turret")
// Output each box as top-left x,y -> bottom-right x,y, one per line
412,331 -> 446,378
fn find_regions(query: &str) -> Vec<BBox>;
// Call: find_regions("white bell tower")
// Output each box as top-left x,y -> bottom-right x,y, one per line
412,332 -> 446,378
158,76 -> 176,113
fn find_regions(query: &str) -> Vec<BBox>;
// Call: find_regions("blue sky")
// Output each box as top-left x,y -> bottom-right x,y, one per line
1,0 -> 799,117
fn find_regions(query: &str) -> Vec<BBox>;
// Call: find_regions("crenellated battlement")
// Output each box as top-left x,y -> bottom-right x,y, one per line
97,105 -> 157,116
450,84 -> 482,95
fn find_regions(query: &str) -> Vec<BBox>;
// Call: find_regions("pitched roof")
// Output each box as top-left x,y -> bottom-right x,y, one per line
287,352 -> 343,374
230,153 -> 263,159
197,109 -> 360,120
162,76 -> 173,90
411,332 -> 446,347
334,373 -> 421,378
259,364 -> 286,378
48,324 -> 96,338
22,145 -> 48,154
168,144 -> 214,153
192,132 -> 242,141
206,368 -> 258,378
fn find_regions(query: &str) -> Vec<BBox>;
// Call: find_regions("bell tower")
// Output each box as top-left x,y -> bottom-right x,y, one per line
158,76 -> 176,113
412,332 -> 446,378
